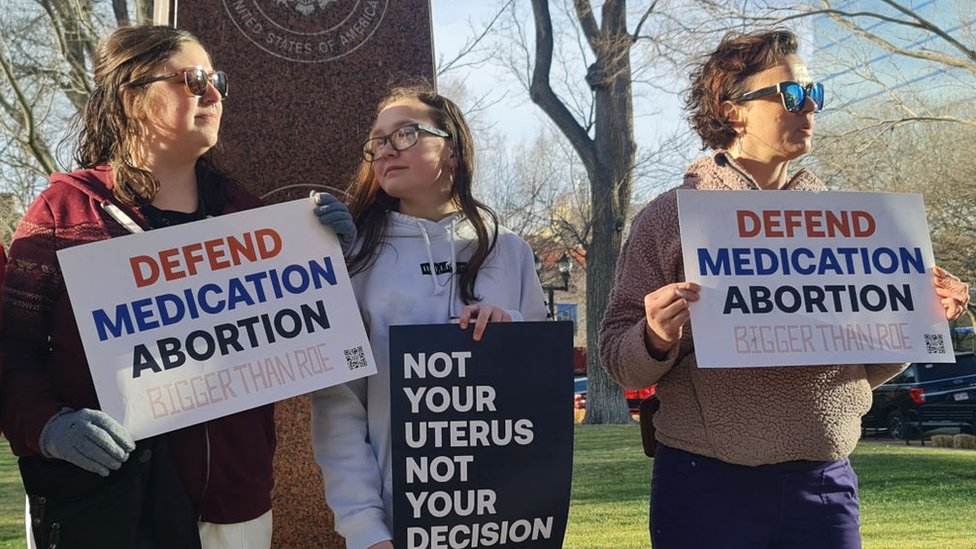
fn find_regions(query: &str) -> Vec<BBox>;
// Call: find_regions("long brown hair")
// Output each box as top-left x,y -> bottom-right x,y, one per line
346,84 -> 499,305
74,25 -> 230,208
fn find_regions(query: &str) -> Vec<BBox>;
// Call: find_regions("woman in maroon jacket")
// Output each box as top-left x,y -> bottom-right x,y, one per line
0,244 -> 4,389
0,25 -> 357,549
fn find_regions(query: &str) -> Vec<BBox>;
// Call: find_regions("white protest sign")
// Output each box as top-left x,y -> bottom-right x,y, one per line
678,190 -> 953,368
58,199 -> 376,439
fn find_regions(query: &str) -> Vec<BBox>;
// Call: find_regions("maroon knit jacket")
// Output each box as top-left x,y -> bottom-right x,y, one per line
0,244 -> 4,391
1,167 -> 276,523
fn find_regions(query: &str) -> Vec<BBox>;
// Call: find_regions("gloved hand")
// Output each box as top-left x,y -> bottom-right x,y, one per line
311,191 -> 357,255
39,408 -> 136,477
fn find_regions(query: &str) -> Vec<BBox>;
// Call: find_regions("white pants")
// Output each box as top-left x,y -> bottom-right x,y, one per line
199,510 -> 273,549
25,496 -> 35,549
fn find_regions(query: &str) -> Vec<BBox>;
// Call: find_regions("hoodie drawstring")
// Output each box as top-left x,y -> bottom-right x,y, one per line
400,213 -> 467,318
448,217 -> 460,319
417,221 -> 447,296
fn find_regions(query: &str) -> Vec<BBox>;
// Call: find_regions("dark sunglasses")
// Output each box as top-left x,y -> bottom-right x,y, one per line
737,81 -> 824,113
129,67 -> 228,99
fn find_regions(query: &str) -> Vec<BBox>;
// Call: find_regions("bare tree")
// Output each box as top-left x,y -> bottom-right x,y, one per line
813,101 -> 976,283
476,127 -> 574,234
436,0 -> 519,79
503,0 -> 645,424
0,0 -> 149,237
453,0 -> 703,424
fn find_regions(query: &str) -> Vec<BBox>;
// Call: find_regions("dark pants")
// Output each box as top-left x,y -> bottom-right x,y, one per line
650,444 -> 861,549
21,436 -> 201,549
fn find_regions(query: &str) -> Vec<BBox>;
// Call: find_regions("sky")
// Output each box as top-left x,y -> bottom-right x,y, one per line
429,1 -> 549,139
428,0 -> 690,168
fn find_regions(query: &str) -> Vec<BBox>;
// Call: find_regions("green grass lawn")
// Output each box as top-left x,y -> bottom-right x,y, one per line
0,426 -> 974,548
0,442 -> 21,549
565,425 -> 976,549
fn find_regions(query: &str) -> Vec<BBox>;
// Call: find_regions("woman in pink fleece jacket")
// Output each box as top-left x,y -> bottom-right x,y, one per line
599,29 -> 970,549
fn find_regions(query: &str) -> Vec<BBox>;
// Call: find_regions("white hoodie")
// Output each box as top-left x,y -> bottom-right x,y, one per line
311,211 -> 548,549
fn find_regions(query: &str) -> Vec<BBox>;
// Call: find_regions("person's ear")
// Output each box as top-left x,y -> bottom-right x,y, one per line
120,86 -> 144,120
721,100 -> 746,135
446,148 -> 459,171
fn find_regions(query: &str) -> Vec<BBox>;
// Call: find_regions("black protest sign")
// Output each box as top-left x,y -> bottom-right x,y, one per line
390,321 -> 574,549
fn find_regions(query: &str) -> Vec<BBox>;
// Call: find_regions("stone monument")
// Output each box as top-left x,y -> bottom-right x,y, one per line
155,1 -> 434,546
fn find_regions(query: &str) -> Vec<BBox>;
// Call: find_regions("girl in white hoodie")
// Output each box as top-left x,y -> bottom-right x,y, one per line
311,85 -> 548,549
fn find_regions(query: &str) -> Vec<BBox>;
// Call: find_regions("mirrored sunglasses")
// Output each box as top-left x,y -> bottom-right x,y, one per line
737,81 -> 824,113
130,67 -> 228,99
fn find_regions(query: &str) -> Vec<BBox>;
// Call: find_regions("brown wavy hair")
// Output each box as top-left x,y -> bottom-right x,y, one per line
74,25 -> 230,208
685,29 -> 799,151
346,83 -> 499,305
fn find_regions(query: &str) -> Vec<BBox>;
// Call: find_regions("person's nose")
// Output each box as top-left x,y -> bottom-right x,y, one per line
200,79 -> 222,106
377,137 -> 398,158
799,93 -> 817,114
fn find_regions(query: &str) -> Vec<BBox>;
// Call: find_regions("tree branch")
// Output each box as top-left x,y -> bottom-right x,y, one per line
529,0 -> 596,175
36,0 -> 95,112
571,0 -> 600,54
820,9 -> 976,74
0,37 -> 58,175
775,8 -> 927,29
438,0 -> 517,76
771,3 -> 976,68
631,0 -> 660,42
112,0 -> 130,25
879,0 -> 976,63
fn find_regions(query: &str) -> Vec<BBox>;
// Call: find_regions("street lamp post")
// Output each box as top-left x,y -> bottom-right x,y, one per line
535,252 -> 572,320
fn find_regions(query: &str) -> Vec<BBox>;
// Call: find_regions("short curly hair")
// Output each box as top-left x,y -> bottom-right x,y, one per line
685,29 -> 799,151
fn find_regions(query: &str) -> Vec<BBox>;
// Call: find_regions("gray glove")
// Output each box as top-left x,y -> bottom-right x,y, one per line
311,191 -> 357,255
39,408 -> 136,477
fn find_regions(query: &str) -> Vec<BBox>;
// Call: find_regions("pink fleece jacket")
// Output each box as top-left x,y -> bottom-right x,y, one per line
599,152 -> 907,466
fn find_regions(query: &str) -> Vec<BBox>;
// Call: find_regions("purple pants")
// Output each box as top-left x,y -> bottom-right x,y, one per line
650,444 -> 861,549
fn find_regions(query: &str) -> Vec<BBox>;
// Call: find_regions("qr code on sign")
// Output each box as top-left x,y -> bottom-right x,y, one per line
924,334 -> 945,354
344,346 -> 368,370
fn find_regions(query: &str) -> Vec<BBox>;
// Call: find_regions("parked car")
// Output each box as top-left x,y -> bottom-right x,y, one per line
573,347 -> 587,376
573,376 -> 655,414
863,352 -> 976,440
574,377 -> 587,410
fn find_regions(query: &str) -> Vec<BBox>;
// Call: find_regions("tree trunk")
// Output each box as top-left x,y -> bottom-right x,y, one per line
581,0 -> 635,424
527,0 -> 639,422
581,169 -> 631,424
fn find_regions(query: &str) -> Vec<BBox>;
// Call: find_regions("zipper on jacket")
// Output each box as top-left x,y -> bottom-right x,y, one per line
723,155 -> 762,190
199,423 -> 211,519
721,151 -> 805,191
